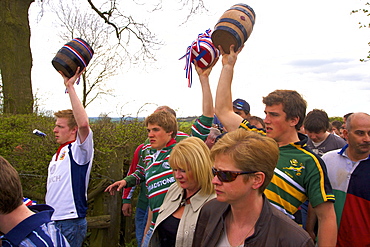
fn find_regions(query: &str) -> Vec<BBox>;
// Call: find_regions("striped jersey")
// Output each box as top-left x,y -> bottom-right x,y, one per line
122,115 -> 212,208
0,205 -> 70,247
45,130 -> 94,221
239,120 -> 335,218
322,145 -> 370,247
124,138 -> 181,230
122,132 -> 189,208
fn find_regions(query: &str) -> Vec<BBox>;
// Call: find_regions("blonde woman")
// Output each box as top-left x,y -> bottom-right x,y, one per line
149,137 -> 215,247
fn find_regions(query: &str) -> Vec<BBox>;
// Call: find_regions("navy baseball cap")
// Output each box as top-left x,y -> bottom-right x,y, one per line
233,99 -> 250,113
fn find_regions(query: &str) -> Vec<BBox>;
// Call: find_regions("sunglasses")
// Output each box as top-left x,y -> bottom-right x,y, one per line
212,167 -> 258,182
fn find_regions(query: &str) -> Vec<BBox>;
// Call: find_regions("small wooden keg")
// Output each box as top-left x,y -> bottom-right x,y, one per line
212,4 -> 256,54
52,38 -> 94,78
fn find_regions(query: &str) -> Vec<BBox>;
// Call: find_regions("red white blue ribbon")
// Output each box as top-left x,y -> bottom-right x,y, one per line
179,29 -> 215,88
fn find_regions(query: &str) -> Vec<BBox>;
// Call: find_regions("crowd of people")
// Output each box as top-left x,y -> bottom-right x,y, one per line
1,43 -> 369,247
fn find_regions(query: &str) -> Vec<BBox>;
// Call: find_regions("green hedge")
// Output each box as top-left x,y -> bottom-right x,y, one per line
0,114 -> 193,245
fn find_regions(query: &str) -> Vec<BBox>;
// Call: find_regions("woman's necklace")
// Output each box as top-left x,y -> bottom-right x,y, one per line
228,214 -> 258,247
180,188 -> 200,206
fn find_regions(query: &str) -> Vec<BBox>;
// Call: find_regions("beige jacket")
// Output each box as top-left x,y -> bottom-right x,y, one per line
149,183 -> 215,247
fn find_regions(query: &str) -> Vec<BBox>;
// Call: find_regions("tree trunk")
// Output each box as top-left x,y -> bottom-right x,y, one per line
0,0 -> 34,114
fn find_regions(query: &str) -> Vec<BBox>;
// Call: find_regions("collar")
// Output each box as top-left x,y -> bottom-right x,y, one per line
295,132 -> 308,147
55,140 -> 75,161
218,194 -> 272,243
250,194 -> 272,240
338,144 -> 370,161
338,144 -> 349,155
278,132 -> 308,149
169,185 -> 214,212
2,205 -> 54,245
165,138 -> 177,148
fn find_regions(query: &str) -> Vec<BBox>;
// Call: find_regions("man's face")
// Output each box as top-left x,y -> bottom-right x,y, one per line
147,123 -> 173,150
306,130 -> 327,143
264,103 -> 296,145
344,116 -> 370,156
53,118 -> 76,144
233,107 -> 249,120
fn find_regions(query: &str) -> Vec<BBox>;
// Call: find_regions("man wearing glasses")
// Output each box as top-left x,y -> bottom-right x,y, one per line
213,45 -> 337,246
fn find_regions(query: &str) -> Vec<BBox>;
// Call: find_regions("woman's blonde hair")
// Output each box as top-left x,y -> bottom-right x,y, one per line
169,137 -> 214,195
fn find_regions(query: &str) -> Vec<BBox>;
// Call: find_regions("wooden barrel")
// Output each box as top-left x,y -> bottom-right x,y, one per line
52,38 -> 94,78
211,4 -> 255,54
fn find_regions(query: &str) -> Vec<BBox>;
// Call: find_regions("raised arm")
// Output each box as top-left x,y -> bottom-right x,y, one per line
194,58 -> 218,118
59,67 -> 90,143
215,45 -> 244,132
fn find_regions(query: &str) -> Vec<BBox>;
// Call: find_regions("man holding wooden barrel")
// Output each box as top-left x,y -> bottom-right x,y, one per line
214,45 -> 337,247
45,68 -> 94,247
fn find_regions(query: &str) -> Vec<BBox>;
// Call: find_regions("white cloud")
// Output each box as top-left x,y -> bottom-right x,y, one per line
29,0 -> 369,118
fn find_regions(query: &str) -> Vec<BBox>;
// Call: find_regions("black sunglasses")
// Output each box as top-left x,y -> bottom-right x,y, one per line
212,167 -> 258,182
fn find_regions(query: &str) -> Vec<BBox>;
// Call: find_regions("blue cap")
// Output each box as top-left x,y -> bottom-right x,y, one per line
233,99 -> 250,113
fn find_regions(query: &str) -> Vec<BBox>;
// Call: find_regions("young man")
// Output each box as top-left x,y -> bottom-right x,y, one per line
46,68 -> 94,247
0,156 -> 70,247
214,45 -> 337,246
121,59 -> 217,246
121,106 -> 188,247
304,109 -> 346,157
105,110 -> 180,246
322,112 -> 370,246
301,109 -> 346,231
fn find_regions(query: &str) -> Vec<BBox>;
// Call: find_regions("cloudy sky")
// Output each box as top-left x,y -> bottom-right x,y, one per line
29,0 -> 369,118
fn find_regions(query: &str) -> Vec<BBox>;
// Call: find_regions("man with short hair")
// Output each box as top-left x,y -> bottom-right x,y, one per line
342,112 -> 353,129
0,156 -> 70,247
121,106 -> 189,247
120,59 -> 217,246
304,109 -> 347,157
233,98 -> 251,120
214,45 -> 337,246
46,68 -> 94,247
105,110 -> 181,246
301,109 -> 346,232
322,112 -> 370,247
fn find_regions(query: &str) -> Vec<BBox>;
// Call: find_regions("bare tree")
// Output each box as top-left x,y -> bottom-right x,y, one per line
0,0 -> 34,114
0,0 -> 209,114
351,2 -> 370,62
53,1 -> 127,108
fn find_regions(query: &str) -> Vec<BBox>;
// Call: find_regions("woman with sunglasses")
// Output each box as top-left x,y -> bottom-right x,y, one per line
192,129 -> 314,247
148,137 -> 215,247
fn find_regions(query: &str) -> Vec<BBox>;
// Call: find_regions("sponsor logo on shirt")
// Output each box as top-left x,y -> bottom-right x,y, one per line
59,151 -> 66,160
162,162 -> 170,169
147,177 -> 175,192
283,159 -> 305,176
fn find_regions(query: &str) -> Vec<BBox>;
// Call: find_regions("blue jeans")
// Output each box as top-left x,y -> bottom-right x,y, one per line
55,218 -> 87,247
300,200 -> 309,229
141,228 -> 153,247
135,207 -> 148,247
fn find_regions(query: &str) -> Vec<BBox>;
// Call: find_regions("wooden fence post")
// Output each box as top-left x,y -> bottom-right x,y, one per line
87,158 -> 123,246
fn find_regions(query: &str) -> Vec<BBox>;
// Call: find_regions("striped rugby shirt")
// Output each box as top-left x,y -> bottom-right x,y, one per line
322,145 -> 370,247
121,115 -> 212,211
124,138 -> 180,230
239,120 -> 335,218
0,205 -> 70,247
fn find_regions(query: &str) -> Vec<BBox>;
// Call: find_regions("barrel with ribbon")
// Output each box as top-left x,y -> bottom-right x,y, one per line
52,38 -> 94,78
180,29 -> 220,87
211,3 -> 256,54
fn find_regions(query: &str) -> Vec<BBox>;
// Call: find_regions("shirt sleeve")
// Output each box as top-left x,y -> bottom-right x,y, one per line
191,115 -> 213,141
